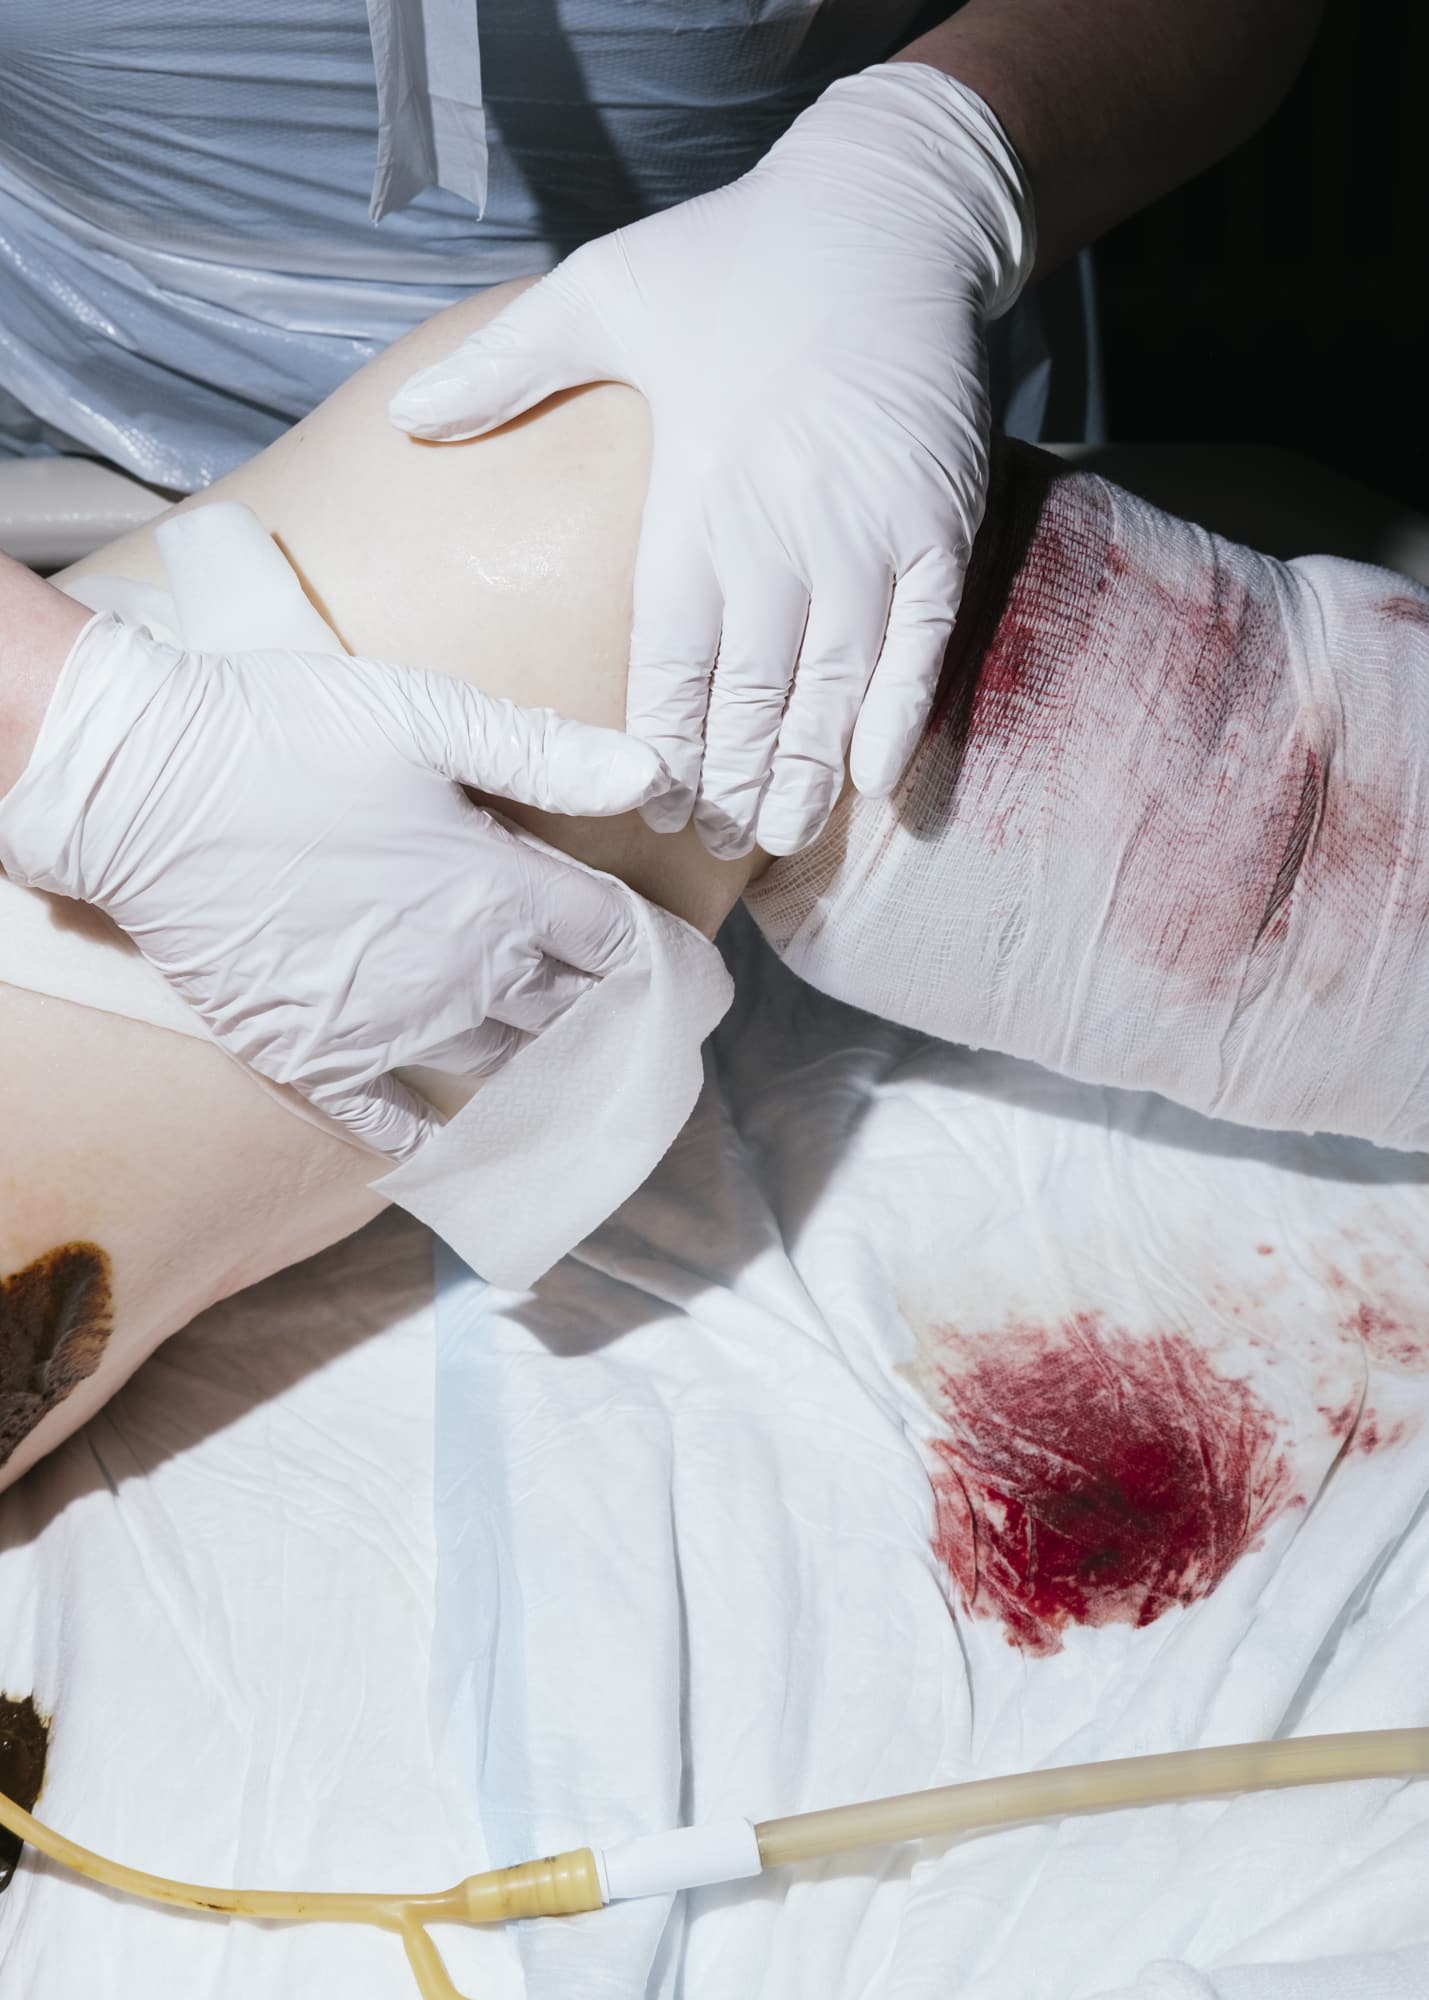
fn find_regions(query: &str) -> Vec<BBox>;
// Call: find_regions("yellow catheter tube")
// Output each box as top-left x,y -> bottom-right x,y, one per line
753,1727 -> 1429,1866
0,1729 -> 1426,2000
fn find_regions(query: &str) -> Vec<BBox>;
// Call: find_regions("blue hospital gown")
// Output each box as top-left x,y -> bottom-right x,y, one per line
0,0 -> 1101,490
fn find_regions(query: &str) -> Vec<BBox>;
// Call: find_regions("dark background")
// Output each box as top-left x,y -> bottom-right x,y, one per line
1094,0 -> 1427,512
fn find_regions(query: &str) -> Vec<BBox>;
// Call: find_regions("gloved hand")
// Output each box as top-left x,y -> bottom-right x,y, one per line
0,612 -> 668,1162
388,62 -> 1034,861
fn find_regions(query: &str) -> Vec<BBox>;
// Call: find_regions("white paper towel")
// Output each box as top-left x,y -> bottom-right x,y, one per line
53,500 -> 735,1286
376,883 -> 731,1287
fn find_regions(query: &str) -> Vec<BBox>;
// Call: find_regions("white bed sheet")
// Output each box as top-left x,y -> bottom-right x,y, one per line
432,915 -> 1429,2000
2,913 -> 1428,2000
0,1209 -> 522,2000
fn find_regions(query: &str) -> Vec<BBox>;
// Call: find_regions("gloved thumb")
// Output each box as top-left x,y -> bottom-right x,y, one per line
304,1068 -> 438,1163
387,266 -> 608,441
405,673 -> 672,818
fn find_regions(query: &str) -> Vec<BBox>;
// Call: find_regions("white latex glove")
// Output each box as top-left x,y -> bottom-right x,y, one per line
0,613 -> 668,1162
388,62 -> 1034,860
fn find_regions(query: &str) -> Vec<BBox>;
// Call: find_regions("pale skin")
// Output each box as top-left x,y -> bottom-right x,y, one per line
0,279 -> 767,1496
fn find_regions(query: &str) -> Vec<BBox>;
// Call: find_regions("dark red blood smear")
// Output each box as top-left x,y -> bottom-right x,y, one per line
1353,1412 -> 1413,1456
1344,1301 -> 1429,1371
925,1312 -> 1296,1657
1378,593 -> 1429,628
1316,1397 -> 1416,1457
913,444 -> 1324,1004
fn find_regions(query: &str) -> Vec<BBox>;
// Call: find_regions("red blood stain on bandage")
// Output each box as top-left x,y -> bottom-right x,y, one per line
923,1311 -> 1297,1656
1377,592 -> 1429,629
917,444 -> 1325,1004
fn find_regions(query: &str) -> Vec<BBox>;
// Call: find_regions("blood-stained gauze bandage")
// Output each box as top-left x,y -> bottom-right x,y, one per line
747,443 -> 1429,1149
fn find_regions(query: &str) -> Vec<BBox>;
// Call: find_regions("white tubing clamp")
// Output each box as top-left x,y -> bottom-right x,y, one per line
595,1818 -> 763,1902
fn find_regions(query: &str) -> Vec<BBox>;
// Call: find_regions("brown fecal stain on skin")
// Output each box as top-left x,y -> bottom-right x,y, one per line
0,1695 -> 50,1893
0,1244 -> 114,1470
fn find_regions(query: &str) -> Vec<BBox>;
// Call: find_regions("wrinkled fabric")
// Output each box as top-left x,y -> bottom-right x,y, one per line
0,0 -> 1097,489
365,0 -> 488,223
0,1210 -> 522,2000
1,911 -> 1427,1993
430,910 -> 1429,1999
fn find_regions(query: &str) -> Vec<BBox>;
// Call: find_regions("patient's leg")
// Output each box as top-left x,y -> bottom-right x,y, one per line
0,983 -> 384,1493
4,281 -> 767,1497
750,441 -> 1429,1150
59,278 -> 763,940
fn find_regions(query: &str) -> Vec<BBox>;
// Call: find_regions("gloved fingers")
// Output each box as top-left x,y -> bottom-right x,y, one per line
305,1068 -> 439,1163
401,671 -> 670,817
482,839 -> 639,1031
625,451 -> 723,836
849,545 -> 963,797
754,565 -> 894,857
419,1018 -> 530,1080
386,257 -> 618,442
485,958 -> 599,1037
693,555 -> 811,860
520,837 -> 641,977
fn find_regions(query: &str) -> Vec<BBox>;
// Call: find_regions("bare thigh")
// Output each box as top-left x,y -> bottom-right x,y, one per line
0,983 -> 383,1493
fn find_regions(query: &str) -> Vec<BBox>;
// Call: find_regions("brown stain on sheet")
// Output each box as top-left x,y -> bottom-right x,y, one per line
0,1244 -> 114,1470
0,1695 -> 50,1892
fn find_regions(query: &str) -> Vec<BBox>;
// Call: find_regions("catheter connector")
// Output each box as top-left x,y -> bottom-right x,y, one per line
451,1846 -> 604,1922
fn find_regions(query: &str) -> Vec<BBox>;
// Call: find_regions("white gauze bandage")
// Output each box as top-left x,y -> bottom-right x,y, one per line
746,443 -> 1429,1149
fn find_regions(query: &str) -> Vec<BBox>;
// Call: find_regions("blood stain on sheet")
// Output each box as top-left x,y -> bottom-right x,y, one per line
1315,1394 -> 1412,1458
1318,1396 -> 1359,1438
920,1312 -> 1297,1656
0,1244 -> 113,1470
1344,1300 -> 1429,1372
0,1695 -> 50,1892
1352,1411 -> 1412,1455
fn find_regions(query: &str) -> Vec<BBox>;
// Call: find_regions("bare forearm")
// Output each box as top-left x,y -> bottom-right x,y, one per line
897,0 -> 1326,278
0,551 -> 88,797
